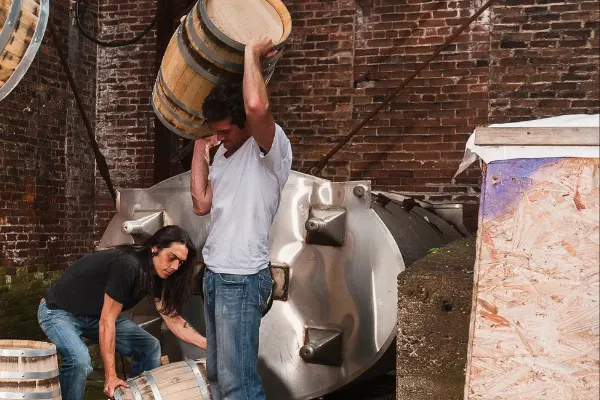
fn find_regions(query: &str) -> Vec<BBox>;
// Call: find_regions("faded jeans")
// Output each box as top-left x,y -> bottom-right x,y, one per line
37,300 -> 161,400
203,268 -> 273,400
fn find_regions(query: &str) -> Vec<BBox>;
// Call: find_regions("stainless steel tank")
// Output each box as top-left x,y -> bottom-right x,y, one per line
98,170 -> 465,400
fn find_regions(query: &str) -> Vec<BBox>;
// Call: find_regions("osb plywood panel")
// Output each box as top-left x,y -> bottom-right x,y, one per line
465,158 -> 600,400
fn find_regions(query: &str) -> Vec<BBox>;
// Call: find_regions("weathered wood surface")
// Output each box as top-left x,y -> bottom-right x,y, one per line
0,340 -> 61,400
115,359 -> 211,400
205,0 -> 286,44
475,127 -> 600,146
465,157 -> 600,400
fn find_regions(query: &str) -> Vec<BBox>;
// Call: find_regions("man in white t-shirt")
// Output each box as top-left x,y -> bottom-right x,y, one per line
190,36 -> 292,400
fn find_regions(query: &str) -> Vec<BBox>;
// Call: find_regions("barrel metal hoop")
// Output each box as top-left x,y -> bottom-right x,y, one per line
0,0 -> 49,101
196,0 -> 245,52
185,358 -> 210,400
176,27 -> 220,85
185,13 -> 244,74
0,346 -> 56,357
157,69 -> 204,119
128,378 -> 142,400
143,371 -> 162,400
0,0 -> 22,55
187,7 -> 276,76
0,389 -> 61,399
151,96 -> 199,140
152,84 -> 205,132
0,369 -> 59,379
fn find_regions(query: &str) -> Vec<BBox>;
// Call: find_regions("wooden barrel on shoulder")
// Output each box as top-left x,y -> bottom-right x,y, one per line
152,0 -> 292,139
0,340 -> 61,400
114,358 -> 212,400
0,0 -> 49,101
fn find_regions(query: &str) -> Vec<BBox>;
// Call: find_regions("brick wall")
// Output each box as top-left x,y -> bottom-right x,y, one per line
0,0 -> 98,338
489,0 -> 600,122
94,0 -> 158,241
270,0 -> 598,231
270,0 -> 491,230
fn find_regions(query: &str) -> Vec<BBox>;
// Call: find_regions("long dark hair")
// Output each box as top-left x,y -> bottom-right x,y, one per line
119,225 -> 197,317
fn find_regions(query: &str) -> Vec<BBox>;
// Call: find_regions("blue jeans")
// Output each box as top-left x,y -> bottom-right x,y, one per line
37,300 -> 161,400
203,268 -> 273,400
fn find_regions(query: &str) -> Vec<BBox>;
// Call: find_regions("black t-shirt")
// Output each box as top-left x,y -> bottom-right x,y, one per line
44,248 -> 160,316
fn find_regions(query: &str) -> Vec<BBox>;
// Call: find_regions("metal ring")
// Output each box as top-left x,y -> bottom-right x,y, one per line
153,81 -> 204,128
187,11 -> 276,77
185,359 -> 210,400
197,0 -> 245,52
157,69 -> 204,119
152,83 -> 205,131
0,0 -> 22,55
196,0 -> 289,52
0,346 -> 56,357
0,389 -> 61,399
176,27 -> 220,85
186,11 -> 244,74
128,378 -> 142,400
151,95 -> 199,140
0,369 -> 59,379
143,371 -> 162,400
0,0 -> 49,101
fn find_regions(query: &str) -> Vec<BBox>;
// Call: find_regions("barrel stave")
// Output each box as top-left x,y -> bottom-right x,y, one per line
0,340 -> 61,400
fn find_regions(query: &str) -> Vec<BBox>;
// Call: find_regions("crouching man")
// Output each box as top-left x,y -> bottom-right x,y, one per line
38,225 -> 207,400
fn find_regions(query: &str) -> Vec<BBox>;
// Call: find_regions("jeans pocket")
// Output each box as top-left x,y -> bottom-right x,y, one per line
218,273 -> 248,300
258,272 -> 273,314
217,273 -> 249,285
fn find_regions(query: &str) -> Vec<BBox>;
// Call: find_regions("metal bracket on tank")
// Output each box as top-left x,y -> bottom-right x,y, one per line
270,263 -> 290,301
299,328 -> 343,367
305,205 -> 347,247
121,211 -> 164,240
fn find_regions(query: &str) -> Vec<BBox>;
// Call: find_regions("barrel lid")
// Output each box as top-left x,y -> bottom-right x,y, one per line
0,340 -> 56,357
199,0 -> 291,51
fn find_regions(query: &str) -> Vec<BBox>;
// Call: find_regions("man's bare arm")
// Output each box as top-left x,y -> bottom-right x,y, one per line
191,137 -> 217,216
100,294 -> 129,398
155,299 -> 207,349
243,36 -> 278,152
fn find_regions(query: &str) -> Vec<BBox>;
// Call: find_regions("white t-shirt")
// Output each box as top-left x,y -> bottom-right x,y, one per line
202,124 -> 292,274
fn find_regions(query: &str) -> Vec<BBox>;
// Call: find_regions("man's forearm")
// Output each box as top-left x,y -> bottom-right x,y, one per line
191,142 -> 211,215
243,48 -> 269,114
99,319 -> 117,379
170,318 -> 206,349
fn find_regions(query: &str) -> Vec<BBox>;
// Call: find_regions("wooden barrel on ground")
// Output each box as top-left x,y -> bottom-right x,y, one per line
152,0 -> 292,139
0,340 -> 61,400
114,358 -> 212,400
0,0 -> 49,101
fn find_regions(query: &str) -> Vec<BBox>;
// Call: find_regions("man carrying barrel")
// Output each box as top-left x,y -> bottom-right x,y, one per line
191,36 -> 292,400
37,225 -> 207,400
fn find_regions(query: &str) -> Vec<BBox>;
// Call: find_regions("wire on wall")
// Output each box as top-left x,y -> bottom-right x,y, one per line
75,0 -> 160,47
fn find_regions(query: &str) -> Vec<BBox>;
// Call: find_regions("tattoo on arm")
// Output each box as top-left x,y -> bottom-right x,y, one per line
183,321 -> 200,335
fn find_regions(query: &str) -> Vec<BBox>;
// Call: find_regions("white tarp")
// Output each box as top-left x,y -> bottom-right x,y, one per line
454,114 -> 600,177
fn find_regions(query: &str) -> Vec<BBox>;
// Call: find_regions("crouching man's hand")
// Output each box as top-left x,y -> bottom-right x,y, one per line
104,375 -> 129,398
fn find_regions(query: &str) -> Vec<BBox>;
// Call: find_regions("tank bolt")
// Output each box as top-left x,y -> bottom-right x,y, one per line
305,218 -> 325,232
353,185 -> 366,197
299,344 -> 315,360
